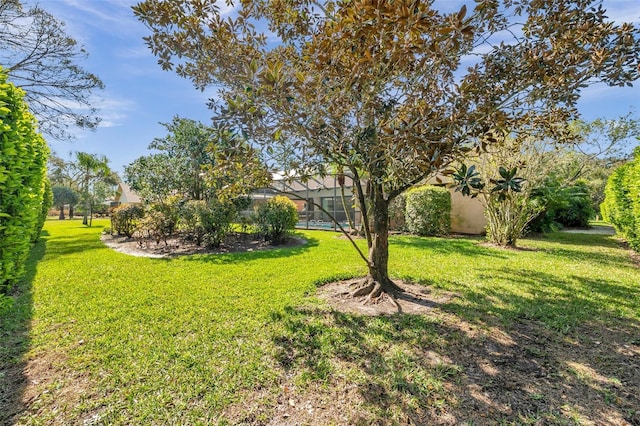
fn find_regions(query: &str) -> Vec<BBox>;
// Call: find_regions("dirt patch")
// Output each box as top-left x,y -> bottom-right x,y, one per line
100,232 -> 306,258
317,279 -> 459,316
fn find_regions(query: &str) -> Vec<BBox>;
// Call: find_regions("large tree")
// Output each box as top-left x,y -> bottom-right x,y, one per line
0,0 -> 104,139
134,0 -> 640,302
125,116 -> 269,204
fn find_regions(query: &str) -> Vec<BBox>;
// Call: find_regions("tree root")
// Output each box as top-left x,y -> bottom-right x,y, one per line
348,277 -> 405,313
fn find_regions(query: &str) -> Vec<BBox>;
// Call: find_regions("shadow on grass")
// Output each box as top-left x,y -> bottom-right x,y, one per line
179,235 -> 320,265
390,235 -> 509,259
0,232 -> 47,424
268,295 -> 640,424
464,267 -> 640,332
42,232 -> 107,261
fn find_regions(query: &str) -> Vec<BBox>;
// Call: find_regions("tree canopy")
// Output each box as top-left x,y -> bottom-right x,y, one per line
134,0 -> 640,302
124,116 -> 270,204
0,0 -> 104,139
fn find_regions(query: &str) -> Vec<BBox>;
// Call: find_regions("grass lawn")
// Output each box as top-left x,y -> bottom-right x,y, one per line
1,219 -> 639,425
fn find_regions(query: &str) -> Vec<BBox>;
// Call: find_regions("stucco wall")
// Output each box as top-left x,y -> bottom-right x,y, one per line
449,189 -> 486,235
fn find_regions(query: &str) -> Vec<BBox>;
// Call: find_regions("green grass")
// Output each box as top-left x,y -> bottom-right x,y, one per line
1,219 -> 639,424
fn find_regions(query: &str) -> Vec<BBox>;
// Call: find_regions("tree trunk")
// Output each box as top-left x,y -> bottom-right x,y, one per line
339,182 -> 356,234
82,197 -> 90,225
69,204 -> 74,218
58,205 -> 65,220
351,181 -> 404,301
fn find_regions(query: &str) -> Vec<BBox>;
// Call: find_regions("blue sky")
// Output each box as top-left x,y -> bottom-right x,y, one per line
30,0 -> 640,175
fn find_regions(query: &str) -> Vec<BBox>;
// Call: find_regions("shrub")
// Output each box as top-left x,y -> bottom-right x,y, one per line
405,185 -> 451,236
180,199 -> 235,247
529,180 -> 595,232
256,195 -> 298,244
135,209 -> 175,246
111,204 -> 144,238
554,182 -> 594,228
0,68 -> 49,294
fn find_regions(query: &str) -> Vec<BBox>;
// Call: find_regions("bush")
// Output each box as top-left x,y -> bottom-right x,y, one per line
180,199 -> 235,248
554,182 -> 594,228
601,149 -> 640,251
135,209 -> 175,246
111,204 -> 144,238
0,68 -> 49,294
256,195 -> 298,244
134,196 -> 180,245
405,185 -> 451,236
529,180 -> 595,232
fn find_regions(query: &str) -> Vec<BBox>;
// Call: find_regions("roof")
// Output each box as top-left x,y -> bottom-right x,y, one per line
115,182 -> 142,204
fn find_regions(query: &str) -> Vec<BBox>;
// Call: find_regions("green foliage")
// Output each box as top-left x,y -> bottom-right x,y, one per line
74,151 -> 114,226
601,149 -> 640,251
180,199 -> 235,247
489,167 -> 526,201
111,204 -> 144,238
0,68 -> 49,293
52,185 -> 78,219
529,180 -> 595,232
404,185 -> 451,237
256,195 -> 298,244
125,117 -> 269,204
135,197 -> 181,245
36,178 -> 53,241
452,164 -> 484,197
135,208 -> 175,246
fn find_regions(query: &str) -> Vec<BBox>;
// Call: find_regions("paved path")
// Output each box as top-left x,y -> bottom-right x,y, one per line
561,225 -> 616,235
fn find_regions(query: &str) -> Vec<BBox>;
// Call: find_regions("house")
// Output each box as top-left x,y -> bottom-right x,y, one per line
271,173 -> 362,231
262,173 -> 487,234
112,182 -> 142,207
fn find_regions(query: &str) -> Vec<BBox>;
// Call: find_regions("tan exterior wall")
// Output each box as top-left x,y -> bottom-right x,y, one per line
449,189 -> 486,234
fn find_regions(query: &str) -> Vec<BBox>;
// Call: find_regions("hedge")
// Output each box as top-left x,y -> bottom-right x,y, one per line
405,185 -> 451,236
0,68 -> 50,294
601,147 -> 640,251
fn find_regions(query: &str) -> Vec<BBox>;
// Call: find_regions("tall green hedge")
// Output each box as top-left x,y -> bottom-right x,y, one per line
601,147 -> 640,251
0,68 -> 50,293
405,185 -> 451,236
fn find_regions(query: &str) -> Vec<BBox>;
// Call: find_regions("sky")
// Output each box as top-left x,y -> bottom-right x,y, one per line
25,0 -> 640,175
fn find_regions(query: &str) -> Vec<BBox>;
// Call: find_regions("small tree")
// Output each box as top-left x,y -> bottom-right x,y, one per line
72,152 -> 114,226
